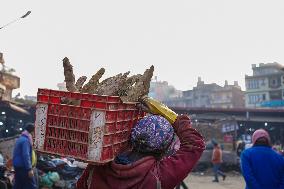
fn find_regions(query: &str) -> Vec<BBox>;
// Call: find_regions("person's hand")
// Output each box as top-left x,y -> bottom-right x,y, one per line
28,169 -> 34,178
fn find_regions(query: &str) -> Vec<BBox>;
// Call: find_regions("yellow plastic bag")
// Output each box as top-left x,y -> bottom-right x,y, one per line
32,150 -> 37,167
141,96 -> 178,124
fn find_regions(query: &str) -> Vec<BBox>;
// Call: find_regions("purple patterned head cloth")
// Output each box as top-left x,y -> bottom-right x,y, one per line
131,115 -> 174,154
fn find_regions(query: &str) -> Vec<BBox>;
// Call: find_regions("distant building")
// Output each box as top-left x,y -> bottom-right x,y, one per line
0,53 -> 20,101
184,77 -> 221,108
166,77 -> 245,108
149,77 -> 182,102
57,82 -> 67,91
211,81 -> 245,108
245,62 -> 284,108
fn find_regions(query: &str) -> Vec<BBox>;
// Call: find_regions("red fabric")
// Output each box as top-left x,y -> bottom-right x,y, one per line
76,115 -> 205,189
212,146 -> 222,164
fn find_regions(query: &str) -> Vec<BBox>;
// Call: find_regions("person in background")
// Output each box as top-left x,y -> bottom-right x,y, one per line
0,150 -> 5,180
12,123 -> 37,189
77,96 -> 205,189
236,140 -> 246,157
212,142 -> 226,182
241,129 -> 284,189
0,151 -> 4,166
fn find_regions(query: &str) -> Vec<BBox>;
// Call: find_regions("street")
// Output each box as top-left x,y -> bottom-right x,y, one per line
185,174 -> 245,189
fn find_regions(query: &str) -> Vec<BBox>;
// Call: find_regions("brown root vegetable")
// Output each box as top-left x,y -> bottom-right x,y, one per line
94,72 -> 130,96
120,65 -> 154,102
62,57 -> 154,102
75,76 -> 87,91
81,68 -> 105,93
63,57 -> 77,92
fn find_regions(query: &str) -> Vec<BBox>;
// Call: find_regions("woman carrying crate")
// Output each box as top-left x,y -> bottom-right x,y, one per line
77,96 -> 205,189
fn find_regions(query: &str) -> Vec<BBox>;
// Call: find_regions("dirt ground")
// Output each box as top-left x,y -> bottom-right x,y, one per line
184,174 -> 245,189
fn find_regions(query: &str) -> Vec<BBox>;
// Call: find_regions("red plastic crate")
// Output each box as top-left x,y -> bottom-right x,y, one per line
34,89 -> 145,164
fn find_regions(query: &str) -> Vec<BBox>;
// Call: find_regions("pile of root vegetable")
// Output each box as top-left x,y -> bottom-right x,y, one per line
63,57 -> 154,102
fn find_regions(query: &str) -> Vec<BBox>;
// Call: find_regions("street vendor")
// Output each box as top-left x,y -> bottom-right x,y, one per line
77,96 -> 205,189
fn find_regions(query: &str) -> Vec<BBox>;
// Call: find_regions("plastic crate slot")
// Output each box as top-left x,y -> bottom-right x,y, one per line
49,96 -> 60,104
117,111 -> 125,121
105,123 -> 116,134
107,96 -> 120,103
118,104 -> 126,110
94,102 -> 107,109
47,115 -> 58,127
124,121 -> 132,131
82,109 -> 91,120
126,104 -> 136,110
81,94 -> 94,100
71,92 -> 82,100
38,89 -> 50,95
121,131 -> 130,141
48,104 -> 59,115
103,135 -> 113,146
107,103 -> 118,110
105,111 -> 117,122
49,90 -> 61,97
80,100 -> 93,108
79,120 -> 90,132
113,143 -> 121,155
58,117 -> 65,128
125,111 -> 134,120
101,146 -> 113,161
96,96 -> 107,102
38,95 -> 49,103
116,122 -> 122,132
80,133 -> 88,143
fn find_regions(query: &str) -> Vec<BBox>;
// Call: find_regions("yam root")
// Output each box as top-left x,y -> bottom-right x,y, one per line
62,57 -> 154,102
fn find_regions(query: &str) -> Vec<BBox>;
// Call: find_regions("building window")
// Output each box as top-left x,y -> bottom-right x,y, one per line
261,79 -> 265,86
247,79 -> 260,89
248,94 -> 263,104
262,94 -> 266,101
269,77 -> 281,88
269,90 -> 282,100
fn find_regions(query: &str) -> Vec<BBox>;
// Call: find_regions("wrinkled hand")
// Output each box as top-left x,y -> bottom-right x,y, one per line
28,170 -> 34,178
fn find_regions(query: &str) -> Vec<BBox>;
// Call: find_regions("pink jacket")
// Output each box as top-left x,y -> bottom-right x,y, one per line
77,115 -> 205,189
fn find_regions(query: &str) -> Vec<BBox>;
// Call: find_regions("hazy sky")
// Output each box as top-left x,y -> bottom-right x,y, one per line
1,0 -> 284,96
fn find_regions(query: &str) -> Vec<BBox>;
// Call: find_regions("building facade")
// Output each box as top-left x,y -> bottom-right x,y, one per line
183,77 -> 222,108
149,78 -> 182,102
245,62 -> 284,108
0,53 -> 33,138
165,77 -> 245,109
57,82 -> 67,91
0,53 -> 20,101
211,81 -> 245,108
